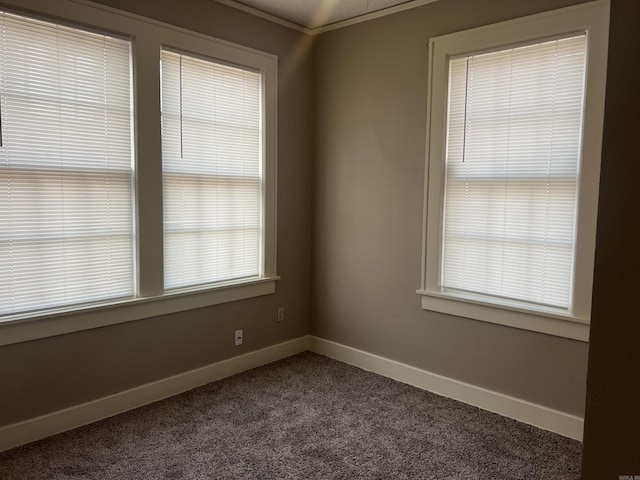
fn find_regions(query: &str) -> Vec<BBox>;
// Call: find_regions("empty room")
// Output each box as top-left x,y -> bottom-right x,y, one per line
0,0 -> 637,478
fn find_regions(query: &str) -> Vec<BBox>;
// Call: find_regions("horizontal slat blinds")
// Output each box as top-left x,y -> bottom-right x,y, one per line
161,50 -> 262,290
0,12 -> 134,316
442,35 -> 587,309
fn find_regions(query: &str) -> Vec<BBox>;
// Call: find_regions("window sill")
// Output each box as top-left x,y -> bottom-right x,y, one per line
0,276 -> 279,347
417,289 -> 589,342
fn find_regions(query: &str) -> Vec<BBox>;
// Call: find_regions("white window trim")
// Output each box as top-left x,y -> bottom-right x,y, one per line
0,0 -> 279,346
0,278 -> 277,347
418,0 -> 610,342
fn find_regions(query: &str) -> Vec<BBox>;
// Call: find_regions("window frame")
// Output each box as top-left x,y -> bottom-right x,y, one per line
0,0 -> 278,346
418,0 -> 610,342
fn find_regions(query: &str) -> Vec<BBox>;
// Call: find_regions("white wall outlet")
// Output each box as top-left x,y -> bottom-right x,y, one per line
235,329 -> 243,346
277,307 -> 285,322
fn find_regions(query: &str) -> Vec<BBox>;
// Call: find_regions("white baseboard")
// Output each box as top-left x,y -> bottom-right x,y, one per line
0,336 -> 310,453
309,336 -> 584,441
0,334 -> 583,453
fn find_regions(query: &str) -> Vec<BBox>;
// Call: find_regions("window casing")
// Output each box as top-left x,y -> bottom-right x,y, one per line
0,0 -> 278,346
419,1 -> 610,341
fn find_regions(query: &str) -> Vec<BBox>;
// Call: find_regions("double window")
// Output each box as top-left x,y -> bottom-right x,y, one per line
0,4 -> 277,339
420,1 -> 609,341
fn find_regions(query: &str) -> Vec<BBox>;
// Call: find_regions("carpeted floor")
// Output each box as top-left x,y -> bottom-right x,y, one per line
0,352 -> 582,479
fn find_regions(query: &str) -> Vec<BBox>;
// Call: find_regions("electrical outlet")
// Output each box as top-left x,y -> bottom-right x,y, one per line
235,329 -> 243,346
277,307 -> 285,322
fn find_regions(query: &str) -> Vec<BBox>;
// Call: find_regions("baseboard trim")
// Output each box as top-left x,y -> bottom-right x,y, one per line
0,334 -> 583,452
0,336 -> 310,453
309,336 -> 584,441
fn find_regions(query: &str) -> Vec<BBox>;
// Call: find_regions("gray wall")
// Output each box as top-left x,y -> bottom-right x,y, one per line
0,0 -> 313,426
582,0 -> 640,476
312,0 -> 593,416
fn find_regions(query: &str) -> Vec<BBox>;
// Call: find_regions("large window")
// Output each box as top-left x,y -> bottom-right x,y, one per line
161,50 -> 263,290
419,1 -> 609,341
0,0 -> 278,346
443,35 -> 586,310
0,11 -> 134,316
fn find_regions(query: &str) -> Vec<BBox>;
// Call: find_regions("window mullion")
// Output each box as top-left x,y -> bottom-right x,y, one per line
134,37 -> 164,298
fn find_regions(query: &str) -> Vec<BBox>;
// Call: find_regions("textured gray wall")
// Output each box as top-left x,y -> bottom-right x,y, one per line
311,0 -> 594,416
582,0 -> 640,476
0,0 -> 313,426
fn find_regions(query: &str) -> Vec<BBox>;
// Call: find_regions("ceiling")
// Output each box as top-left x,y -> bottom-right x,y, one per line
217,0 -> 435,32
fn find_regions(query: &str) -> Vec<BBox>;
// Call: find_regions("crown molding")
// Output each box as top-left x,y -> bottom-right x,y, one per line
213,0 -> 310,33
311,0 -> 441,34
213,0 -> 442,36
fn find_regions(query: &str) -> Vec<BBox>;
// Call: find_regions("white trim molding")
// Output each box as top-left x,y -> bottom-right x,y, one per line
0,335 -> 583,453
0,336 -> 310,453
0,278 -> 279,347
309,336 -> 584,441
310,0 -> 441,34
212,0 -> 309,33
417,290 -> 591,342
212,0 -> 442,35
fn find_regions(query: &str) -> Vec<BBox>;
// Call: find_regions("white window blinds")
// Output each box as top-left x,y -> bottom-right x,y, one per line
442,35 -> 587,309
0,12 -> 134,316
161,50 -> 262,290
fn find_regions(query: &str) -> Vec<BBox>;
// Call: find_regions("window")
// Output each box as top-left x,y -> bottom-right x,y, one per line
419,1 -> 610,341
444,36 -> 586,309
161,50 -> 263,290
0,0 -> 278,346
0,11 -> 134,316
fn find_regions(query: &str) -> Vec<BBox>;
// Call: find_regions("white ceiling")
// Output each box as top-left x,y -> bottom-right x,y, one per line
218,0 -> 429,31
